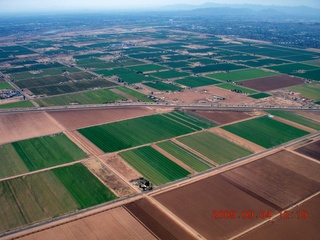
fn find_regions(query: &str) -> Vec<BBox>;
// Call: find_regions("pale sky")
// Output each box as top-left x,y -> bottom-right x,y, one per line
1,0 -> 319,13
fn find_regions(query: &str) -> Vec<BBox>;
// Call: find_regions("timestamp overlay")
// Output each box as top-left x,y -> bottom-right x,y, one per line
212,209 -> 309,220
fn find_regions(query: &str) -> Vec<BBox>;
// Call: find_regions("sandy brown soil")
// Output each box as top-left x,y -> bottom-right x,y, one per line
237,194 -> 320,240
294,111 -> 320,122
210,128 -> 266,153
221,153 -> 320,210
124,198 -> 197,240
83,159 -> 136,197
101,154 -> 142,181
17,207 -> 156,240
48,107 -> 155,130
190,110 -> 253,124
155,86 -> 257,105
273,116 -> 317,133
0,112 -> 63,144
241,75 -> 304,91
295,140 -> 320,161
155,174 -> 278,240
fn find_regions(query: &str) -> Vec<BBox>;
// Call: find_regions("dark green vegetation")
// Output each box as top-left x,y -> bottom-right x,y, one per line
249,93 -> 271,99
52,164 -> 117,208
266,110 -> 320,130
129,64 -> 168,72
150,70 -> 189,79
78,114 -> 195,153
157,141 -> 212,172
244,59 -> 290,67
178,131 -> 252,165
267,63 -> 318,74
183,63 -> 247,74
207,68 -> 278,82
222,117 -> 309,148
291,69 -> 320,81
217,83 -> 257,94
175,76 -> 221,88
119,146 -> 190,185
143,81 -> 182,91
11,133 -> 87,171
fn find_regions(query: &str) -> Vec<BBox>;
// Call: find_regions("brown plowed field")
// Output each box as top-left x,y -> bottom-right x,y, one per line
124,198 -> 197,240
221,152 -> 320,210
295,140 -> 320,161
237,194 -> 320,240
241,75 -> 304,91
294,111 -> 320,122
48,107 -> 155,130
0,112 -> 63,144
17,207 -> 156,240
190,110 -> 252,124
267,150 -> 320,183
155,174 -> 278,240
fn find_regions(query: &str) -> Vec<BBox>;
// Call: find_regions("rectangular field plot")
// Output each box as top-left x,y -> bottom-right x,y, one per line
154,174 -> 278,240
217,83 -> 257,94
221,151 -> 320,210
128,64 -> 168,73
119,146 -> 190,185
35,88 -> 123,106
52,164 -> 117,208
222,117 -> 309,148
241,75 -> 304,91
288,83 -> 320,101
183,63 -> 247,74
267,63 -> 318,74
0,82 -> 12,89
291,68 -> 320,81
296,139 -> 320,161
143,81 -> 182,91
175,76 -> 221,88
244,58 -> 290,67
115,86 -> 153,102
150,70 -> 189,79
177,131 -> 252,165
11,133 -> 87,172
78,114 -> 195,153
249,92 -> 271,99
0,101 -> 34,109
267,110 -> 320,130
157,141 -> 212,172
124,198 -> 196,240
189,110 -> 252,124
206,68 -> 278,82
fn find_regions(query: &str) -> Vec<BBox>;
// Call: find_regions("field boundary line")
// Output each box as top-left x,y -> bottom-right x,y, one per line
286,148 -> 320,165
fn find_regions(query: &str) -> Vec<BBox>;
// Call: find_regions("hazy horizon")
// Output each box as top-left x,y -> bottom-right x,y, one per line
1,0 -> 319,13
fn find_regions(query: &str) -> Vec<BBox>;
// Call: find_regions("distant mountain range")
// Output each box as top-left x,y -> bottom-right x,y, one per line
159,3 -> 320,18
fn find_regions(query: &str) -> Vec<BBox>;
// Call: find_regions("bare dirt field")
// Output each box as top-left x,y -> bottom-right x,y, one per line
48,107 -> 155,130
101,154 -> 142,181
241,75 -> 304,91
294,111 -> 320,122
190,110 -> 254,124
155,86 -> 257,105
0,112 -> 63,144
155,174 -> 278,240
83,159 -> 136,197
17,207 -> 156,240
295,140 -> 320,161
210,128 -> 266,153
124,198 -> 196,240
237,194 -> 320,240
221,151 -> 320,210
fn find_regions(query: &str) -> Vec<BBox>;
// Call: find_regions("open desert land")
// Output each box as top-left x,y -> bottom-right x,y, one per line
47,107 -> 160,130
236,194 -> 320,240
15,207 -> 156,240
0,112 -> 63,145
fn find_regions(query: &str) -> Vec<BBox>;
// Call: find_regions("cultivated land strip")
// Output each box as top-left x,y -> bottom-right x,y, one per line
273,116 -> 317,133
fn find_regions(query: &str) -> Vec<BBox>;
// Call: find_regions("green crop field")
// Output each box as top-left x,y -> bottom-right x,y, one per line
150,70 -> 189,79
267,63 -> 318,74
219,55 -> 260,61
175,76 -> 221,88
288,83 -> 320,101
115,86 -> 153,102
0,144 -> 28,179
167,111 -> 217,129
129,64 -> 168,72
52,164 -> 117,208
244,59 -> 290,67
207,68 -> 278,82
222,117 -> 309,148
36,88 -> 123,106
0,82 -> 12,89
0,171 -> 78,234
119,146 -> 190,185
249,92 -> 271,99
143,81 -> 182,91
0,101 -> 34,109
78,114 -> 195,153
266,110 -> 320,130
217,83 -> 257,94
183,63 -> 246,74
291,69 -> 320,81
157,141 -> 212,172
163,61 -> 190,68
177,131 -> 252,165
11,133 -> 87,172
